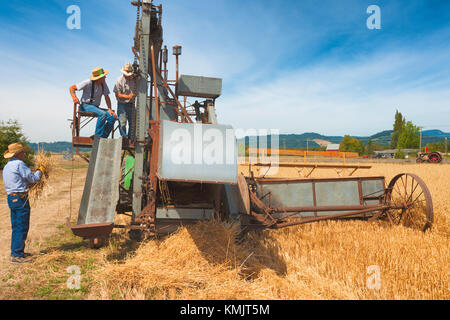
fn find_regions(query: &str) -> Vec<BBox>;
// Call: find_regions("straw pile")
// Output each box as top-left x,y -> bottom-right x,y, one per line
28,151 -> 54,204
90,162 -> 449,300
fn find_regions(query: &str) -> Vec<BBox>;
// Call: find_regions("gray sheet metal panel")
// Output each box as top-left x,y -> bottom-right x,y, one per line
315,180 -> 360,216
156,207 -> 215,220
78,137 -> 122,225
315,181 -> 360,206
176,75 -> 222,98
361,178 -> 385,205
257,179 -> 376,218
158,120 -> 238,184
256,183 -> 315,218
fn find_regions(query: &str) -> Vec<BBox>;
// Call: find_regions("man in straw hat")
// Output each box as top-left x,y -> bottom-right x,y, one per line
114,63 -> 138,139
2,143 -> 45,264
69,67 -> 117,138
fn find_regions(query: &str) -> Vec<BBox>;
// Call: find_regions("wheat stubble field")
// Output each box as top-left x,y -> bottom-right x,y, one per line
0,160 -> 448,300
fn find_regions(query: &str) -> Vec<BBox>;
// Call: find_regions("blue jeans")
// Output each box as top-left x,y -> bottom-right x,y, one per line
117,102 -> 134,139
80,104 -> 115,138
8,194 -> 30,258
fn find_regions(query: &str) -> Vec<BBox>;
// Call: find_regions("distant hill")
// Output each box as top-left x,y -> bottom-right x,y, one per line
239,129 -> 449,149
422,129 -> 450,138
29,142 -> 89,153
31,129 -> 448,152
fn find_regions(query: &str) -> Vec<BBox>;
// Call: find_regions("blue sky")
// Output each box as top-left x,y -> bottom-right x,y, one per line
0,0 -> 449,142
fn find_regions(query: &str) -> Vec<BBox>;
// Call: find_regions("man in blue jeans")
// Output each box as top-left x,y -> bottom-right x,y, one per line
69,67 -> 117,138
3,143 -> 44,264
114,63 -> 137,139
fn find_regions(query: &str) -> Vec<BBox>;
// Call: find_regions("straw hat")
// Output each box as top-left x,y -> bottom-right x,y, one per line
90,67 -> 109,81
120,63 -> 134,77
4,143 -> 29,159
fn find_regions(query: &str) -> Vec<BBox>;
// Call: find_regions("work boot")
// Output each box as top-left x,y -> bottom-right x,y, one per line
10,256 -> 33,264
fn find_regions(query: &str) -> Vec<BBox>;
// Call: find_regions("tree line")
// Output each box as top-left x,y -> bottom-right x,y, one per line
0,120 -> 35,169
340,110 -> 424,156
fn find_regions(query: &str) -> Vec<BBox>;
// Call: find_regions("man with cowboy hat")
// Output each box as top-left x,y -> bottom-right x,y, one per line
114,63 -> 138,139
2,143 -> 45,264
69,67 -> 118,138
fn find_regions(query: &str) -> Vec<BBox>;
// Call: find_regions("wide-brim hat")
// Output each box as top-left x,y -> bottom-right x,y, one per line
120,63 -> 134,77
90,67 -> 109,81
4,143 -> 29,159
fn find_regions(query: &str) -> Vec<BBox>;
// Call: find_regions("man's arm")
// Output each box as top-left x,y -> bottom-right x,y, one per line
69,85 -> 80,104
18,162 -> 42,185
116,92 -> 135,100
114,81 -> 134,100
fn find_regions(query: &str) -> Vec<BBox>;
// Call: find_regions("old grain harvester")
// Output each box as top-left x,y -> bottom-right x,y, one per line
69,1 -> 434,247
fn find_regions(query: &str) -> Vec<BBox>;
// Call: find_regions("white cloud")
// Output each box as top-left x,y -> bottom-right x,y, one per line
217,50 -> 450,136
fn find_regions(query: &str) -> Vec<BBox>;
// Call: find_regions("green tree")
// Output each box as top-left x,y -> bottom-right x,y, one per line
397,121 -> 420,149
366,139 -> 374,155
394,150 -> 406,159
0,120 -> 34,169
340,135 -> 365,154
390,110 -> 405,149
426,139 -> 449,153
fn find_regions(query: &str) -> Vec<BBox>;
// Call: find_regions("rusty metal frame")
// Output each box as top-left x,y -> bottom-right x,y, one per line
242,175 -> 390,230
248,162 -> 372,178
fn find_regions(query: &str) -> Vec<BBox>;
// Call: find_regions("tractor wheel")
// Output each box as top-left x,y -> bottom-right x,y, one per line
385,173 -> 433,231
416,157 -> 422,163
428,152 -> 441,163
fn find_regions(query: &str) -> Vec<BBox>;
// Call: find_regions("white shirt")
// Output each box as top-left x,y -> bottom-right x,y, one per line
76,79 -> 110,107
3,158 -> 41,195
113,75 -> 137,104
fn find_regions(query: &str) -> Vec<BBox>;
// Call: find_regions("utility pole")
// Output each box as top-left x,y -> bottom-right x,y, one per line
446,136 -> 448,155
419,127 -> 423,152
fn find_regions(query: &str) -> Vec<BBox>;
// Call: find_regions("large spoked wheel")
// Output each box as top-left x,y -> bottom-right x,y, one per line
385,173 -> 433,231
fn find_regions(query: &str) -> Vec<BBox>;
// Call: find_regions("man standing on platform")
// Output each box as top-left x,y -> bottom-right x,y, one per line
114,63 -> 137,139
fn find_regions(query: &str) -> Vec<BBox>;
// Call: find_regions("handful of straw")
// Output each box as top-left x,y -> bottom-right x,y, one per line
29,151 -> 55,204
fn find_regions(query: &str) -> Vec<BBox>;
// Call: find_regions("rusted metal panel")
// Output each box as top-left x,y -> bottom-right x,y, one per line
77,137 -> 122,226
71,223 -> 114,239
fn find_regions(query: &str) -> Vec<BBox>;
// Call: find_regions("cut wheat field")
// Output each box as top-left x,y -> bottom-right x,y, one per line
1,161 -> 448,300
90,162 -> 449,300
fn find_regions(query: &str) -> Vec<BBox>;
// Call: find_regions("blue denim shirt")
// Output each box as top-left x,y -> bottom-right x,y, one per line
2,158 -> 42,195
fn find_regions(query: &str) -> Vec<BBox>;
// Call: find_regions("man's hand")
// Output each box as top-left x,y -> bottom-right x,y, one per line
108,109 -> 117,119
69,85 -> 79,105
37,166 -> 48,178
